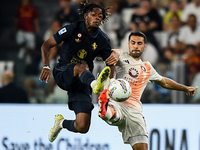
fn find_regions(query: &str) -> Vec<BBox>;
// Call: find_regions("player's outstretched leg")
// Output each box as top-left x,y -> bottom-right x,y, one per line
93,67 -> 111,95
48,114 -> 64,142
98,89 -> 110,118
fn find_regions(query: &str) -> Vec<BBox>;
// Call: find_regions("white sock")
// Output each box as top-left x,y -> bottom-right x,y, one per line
103,107 -> 113,121
104,78 -> 110,89
112,109 -> 120,122
59,119 -> 64,128
90,80 -> 96,88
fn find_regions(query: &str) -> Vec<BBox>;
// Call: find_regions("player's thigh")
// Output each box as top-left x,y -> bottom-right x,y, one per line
129,136 -> 148,150
53,64 -> 78,91
69,101 -> 94,129
132,143 -> 148,150
68,101 -> 94,115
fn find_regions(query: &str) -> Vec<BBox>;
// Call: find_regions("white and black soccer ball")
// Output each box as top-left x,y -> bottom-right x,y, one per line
108,78 -> 132,102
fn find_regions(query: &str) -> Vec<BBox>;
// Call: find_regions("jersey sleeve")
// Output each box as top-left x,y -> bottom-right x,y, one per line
53,24 -> 74,44
99,38 -> 112,61
147,61 -> 163,81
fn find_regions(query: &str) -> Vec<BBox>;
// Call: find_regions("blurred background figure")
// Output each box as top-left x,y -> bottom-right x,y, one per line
101,0 -> 127,48
177,14 -> 200,54
181,0 -> 200,25
162,14 -> 182,60
14,0 -> 40,65
137,20 -> 161,56
24,19 -> 67,104
182,44 -> 200,85
130,0 -> 163,32
55,0 -> 80,26
0,71 -> 29,103
163,0 -> 182,31
152,57 -> 173,103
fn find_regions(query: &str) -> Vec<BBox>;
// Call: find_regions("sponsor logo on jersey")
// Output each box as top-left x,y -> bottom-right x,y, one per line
123,60 -> 130,64
58,28 -> 67,35
77,49 -> 87,59
129,68 -> 139,78
92,42 -> 97,50
75,38 -> 81,43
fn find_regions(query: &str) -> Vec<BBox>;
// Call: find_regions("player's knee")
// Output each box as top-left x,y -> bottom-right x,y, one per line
76,121 -> 90,133
74,63 -> 88,77
132,143 -> 148,150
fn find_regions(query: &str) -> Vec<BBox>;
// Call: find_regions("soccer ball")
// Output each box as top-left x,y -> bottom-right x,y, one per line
108,78 -> 132,102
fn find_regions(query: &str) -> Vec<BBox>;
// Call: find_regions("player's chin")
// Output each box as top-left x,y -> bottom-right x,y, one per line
92,22 -> 100,27
130,53 -> 141,58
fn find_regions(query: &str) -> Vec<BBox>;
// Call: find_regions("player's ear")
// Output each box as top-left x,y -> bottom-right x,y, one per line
84,13 -> 88,20
144,44 -> 146,50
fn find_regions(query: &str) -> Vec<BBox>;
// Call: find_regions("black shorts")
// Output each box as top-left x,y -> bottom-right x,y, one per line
53,63 -> 78,91
68,101 -> 94,115
53,63 -> 92,103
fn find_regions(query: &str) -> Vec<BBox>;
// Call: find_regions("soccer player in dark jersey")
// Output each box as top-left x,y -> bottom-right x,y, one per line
39,2 -> 118,142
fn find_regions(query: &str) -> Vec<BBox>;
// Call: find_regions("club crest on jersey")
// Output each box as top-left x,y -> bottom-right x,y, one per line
129,68 -> 139,78
92,42 -> 97,50
75,38 -> 81,43
58,28 -> 67,35
77,49 -> 87,59
77,33 -> 82,38
141,66 -> 146,72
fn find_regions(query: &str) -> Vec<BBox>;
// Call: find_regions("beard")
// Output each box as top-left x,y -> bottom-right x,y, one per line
129,50 -> 142,58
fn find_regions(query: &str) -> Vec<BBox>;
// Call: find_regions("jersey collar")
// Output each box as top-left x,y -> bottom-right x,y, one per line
82,22 -> 100,38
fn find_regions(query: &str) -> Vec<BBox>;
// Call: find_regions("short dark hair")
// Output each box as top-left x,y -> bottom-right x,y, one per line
128,31 -> 147,43
79,1 -> 111,23
185,44 -> 196,50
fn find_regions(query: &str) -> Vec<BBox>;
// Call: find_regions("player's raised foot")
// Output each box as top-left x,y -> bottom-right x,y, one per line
98,89 -> 110,118
93,67 -> 111,95
48,114 -> 64,142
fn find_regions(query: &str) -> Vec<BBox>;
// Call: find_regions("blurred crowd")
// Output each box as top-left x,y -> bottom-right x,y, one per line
0,0 -> 200,104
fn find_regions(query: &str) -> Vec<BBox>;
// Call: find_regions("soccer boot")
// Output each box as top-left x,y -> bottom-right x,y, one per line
48,114 -> 64,142
93,67 -> 111,95
98,89 -> 110,118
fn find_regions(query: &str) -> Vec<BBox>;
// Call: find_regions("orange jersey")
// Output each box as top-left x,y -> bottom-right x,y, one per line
114,49 -> 163,111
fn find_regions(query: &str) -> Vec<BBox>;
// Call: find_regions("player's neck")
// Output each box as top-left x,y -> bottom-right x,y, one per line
86,27 -> 98,35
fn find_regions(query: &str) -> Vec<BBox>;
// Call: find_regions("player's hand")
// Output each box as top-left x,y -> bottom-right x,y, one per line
39,68 -> 51,83
105,50 -> 118,66
185,86 -> 198,96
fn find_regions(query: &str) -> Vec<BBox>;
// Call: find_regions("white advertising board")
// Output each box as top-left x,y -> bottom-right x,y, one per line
0,104 -> 200,150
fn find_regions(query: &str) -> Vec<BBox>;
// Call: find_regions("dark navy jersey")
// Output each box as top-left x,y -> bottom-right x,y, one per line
53,21 -> 112,72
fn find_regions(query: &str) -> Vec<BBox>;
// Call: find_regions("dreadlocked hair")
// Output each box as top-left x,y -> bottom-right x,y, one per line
78,0 -> 111,24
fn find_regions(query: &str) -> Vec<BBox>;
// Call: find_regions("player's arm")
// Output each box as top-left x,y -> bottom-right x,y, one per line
39,36 -> 57,83
105,50 -> 118,78
105,50 -> 118,66
107,65 -> 115,78
154,77 -> 198,96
